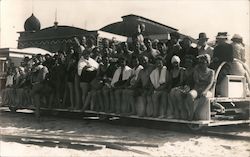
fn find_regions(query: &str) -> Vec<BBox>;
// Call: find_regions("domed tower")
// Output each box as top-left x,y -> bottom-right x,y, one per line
24,13 -> 41,31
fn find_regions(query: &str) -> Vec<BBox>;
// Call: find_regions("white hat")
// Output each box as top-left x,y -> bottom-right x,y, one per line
171,55 -> 181,64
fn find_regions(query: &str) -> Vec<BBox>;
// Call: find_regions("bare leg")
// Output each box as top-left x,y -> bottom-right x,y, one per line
152,91 -> 161,117
79,82 -> 89,110
83,91 -> 91,111
103,88 -> 110,112
159,91 -> 167,118
110,90 -> 115,113
146,93 -> 153,117
74,74 -> 81,109
68,83 -> 74,109
114,89 -> 122,113
185,90 -> 198,120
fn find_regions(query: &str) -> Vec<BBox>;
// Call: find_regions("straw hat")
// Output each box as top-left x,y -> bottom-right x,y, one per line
216,32 -> 228,39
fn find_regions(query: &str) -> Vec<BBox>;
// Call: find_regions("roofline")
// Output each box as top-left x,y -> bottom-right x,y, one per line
121,14 -> 178,31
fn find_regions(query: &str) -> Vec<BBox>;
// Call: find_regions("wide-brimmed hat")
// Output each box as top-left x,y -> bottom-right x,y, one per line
231,34 -> 243,41
198,32 -> 209,40
216,32 -> 228,39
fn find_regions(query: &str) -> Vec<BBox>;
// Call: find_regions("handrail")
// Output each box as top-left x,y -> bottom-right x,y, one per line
211,59 -> 250,97
210,61 -> 227,97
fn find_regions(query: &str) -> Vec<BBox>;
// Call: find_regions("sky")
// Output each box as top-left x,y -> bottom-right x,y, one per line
0,0 -> 249,48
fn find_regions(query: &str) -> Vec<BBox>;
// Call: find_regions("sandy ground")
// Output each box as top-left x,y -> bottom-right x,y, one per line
0,108 -> 249,157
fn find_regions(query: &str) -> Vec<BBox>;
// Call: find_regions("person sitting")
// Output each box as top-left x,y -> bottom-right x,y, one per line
168,56 -> 195,119
77,50 -> 99,110
131,56 -> 154,116
150,56 -> 169,118
111,57 -> 132,113
167,56 -> 185,118
123,57 -> 143,115
184,54 -> 214,120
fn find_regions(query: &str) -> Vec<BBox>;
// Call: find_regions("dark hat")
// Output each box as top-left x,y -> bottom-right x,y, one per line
216,32 -> 228,39
198,32 -> 209,40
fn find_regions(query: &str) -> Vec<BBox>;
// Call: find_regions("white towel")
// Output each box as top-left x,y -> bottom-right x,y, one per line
78,57 -> 99,76
150,66 -> 167,89
6,75 -> 14,86
111,66 -> 132,87
130,65 -> 144,85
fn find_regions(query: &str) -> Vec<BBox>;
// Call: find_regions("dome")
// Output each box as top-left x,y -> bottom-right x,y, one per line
24,13 -> 41,31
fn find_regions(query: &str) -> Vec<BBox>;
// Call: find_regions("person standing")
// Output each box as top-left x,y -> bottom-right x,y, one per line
197,33 -> 214,58
231,34 -> 246,62
212,32 -> 233,69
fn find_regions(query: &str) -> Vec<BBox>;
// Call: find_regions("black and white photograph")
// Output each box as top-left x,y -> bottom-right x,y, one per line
0,0 -> 249,156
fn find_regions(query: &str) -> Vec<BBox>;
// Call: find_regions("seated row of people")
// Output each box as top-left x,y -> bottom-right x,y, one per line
79,51 -> 214,120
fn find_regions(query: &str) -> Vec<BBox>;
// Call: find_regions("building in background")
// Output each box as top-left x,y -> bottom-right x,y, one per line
17,14 -> 194,53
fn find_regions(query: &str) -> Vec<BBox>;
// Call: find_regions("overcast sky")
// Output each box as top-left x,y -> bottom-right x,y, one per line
0,0 -> 249,48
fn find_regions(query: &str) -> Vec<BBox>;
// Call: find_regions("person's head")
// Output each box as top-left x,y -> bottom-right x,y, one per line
197,54 -> 211,69
141,55 -> 149,67
157,42 -> 166,53
170,32 -> 180,44
231,34 -> 243,44
155,56 -> 164,68
102,38 -> 109,48
216,32 -> 228,45
181,37 -> 192,49
152,39 -> 159,49
86,37 -> 94,48
18,67 -> 25,75
197,32 -> 209,47
121,42 -> 129,51
102,57 -> 109,65
82,50 -> 90,60
134,40 -> 141,51
118,57 -> 126,68
171,55 -> 181,68
144,38 -> 152,49
36,54 -> 43,64
44,54 -> 51,61
131,57 -> 140,68
81,36 -> 87,46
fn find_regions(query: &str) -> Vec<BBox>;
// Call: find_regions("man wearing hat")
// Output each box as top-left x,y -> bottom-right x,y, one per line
197,33 -> 214,58
212,32 -> 233,69
231,34 -> 245,62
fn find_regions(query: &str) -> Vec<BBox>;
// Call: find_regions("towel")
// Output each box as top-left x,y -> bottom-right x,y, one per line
130,65 -> 144,85
6,75 -> 14,87
111,66 -> 132,87
150,66 -> 167,89
78,57 -> 99,76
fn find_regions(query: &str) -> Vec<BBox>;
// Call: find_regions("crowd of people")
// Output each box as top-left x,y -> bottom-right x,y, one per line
1,27 -> 248,120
